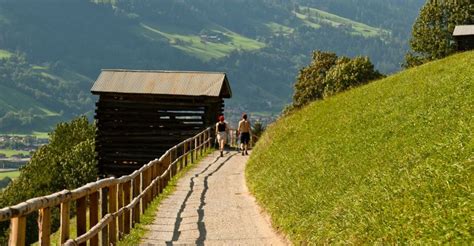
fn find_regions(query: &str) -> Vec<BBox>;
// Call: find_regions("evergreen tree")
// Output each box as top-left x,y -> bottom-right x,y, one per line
405,0 -> 474,67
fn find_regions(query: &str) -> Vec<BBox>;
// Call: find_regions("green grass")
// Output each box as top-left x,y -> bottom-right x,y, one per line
0,83 -> 60,116
0,131 -> 49,139
0,49 -> 12,59
0,171 -> 20,179
294,7 -> 389,37
246,51 -> 474,244
265,22 -> 294,35
0,149 -> 31,158
139,23 -> 265,61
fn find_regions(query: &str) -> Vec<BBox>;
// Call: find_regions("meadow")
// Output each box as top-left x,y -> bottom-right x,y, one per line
294,6 -> 389,37
0,171 -> 20,179
139,23 -> 265,61
246,51 -> 473,243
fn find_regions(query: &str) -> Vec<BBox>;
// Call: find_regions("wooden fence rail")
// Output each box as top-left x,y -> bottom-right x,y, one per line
0,127 -> 213,246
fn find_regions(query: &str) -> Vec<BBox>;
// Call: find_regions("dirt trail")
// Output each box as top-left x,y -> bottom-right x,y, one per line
141,150 -> 287,245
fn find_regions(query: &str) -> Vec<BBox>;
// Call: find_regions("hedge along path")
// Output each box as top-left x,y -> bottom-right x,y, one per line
140,150 -> 288,245
0,127 -> 213,246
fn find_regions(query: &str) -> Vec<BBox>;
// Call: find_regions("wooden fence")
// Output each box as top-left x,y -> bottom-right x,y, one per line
0,127 -> 212,246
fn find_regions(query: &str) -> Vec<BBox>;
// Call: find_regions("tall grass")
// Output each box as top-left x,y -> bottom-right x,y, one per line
246,51 -> 473,243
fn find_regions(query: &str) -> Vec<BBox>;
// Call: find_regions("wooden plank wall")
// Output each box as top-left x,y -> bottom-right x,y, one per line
95,93 -> 223,176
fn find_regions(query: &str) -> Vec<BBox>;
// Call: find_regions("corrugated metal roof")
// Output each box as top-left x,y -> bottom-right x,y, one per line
91,69 -> 232,98
453,25 -> 474,36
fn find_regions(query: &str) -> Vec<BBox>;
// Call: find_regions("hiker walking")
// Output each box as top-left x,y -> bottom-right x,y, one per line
237,113 -> 251,156
216,115 -> 229,157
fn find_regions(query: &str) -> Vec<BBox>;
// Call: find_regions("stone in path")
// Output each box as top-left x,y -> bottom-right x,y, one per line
141,150 -> 287,245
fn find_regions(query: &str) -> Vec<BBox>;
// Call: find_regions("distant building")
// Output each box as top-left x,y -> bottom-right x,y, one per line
453,25 -> 474,51
91,69 -> 232,176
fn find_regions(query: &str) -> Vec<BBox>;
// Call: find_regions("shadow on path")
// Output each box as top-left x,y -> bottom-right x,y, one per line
166,152 -> 237,245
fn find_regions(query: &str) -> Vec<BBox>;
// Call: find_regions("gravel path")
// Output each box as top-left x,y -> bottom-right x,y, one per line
141,150 -> 287,245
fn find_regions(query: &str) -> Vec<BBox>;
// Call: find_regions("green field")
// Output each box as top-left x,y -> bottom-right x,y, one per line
247,52 -> 473,243
0,83 -> 60,116
0,171 -> 20,179
0,131 -> 49,139
294,7 -> 389,37
139,23 -> 265,61
0,149 -> 31,158
0,49 -> 12,59
265,22 -> 294,35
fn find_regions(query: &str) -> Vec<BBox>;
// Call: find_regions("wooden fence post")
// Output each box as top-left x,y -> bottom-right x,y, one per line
60,201 -> 70,244
203,131 -> 207,151
141,170 -> 147,214
123,180 -> 131,235
168,152 -> 173,181
151,163 -> 157,199
76,196 -> 87,246
89,191 -> 99,246
195,137 -> 198,161
38,207 -> 51,246
146,167 -> 152,207
9,216 -> 26,246
184,141 -> 188,166
101,187 -> 109,246
207,129 -> 212,149
179,146 -> 184,171
109,184 -> 117,245
117,183 -> 124,240
200,133 -> 204,156
153,163 -> 159,197
172,148 -> 178,176
133,175 -> 140,225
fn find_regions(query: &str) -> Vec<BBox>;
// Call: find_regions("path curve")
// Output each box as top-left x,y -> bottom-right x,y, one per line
141,150 -> 287,245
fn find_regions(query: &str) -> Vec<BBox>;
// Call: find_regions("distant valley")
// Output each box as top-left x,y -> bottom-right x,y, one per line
0,0 -> 424,132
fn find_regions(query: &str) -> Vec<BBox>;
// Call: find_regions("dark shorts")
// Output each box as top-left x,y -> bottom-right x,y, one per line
240,132 -> 250,144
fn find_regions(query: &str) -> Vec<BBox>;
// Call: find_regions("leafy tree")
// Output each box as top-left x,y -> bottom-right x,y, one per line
0,116 -> 97,244
405,0 -> 474,67
292,51 -> 338,108
324,56 -> 383,97
289,51 -> 382,111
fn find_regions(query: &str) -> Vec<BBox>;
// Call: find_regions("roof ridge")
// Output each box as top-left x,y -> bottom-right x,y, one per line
101,69 -> 226,74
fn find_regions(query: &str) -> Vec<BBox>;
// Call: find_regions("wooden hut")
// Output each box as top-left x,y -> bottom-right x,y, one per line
453,25 -> 474,51
91,69 -> 232,176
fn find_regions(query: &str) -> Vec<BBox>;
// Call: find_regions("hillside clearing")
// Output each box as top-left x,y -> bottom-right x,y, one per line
139,23 -> 265,61
0,149 -> 30,158
0,171 -> 20,179
0,49 -> 12,59
247,52 -> 474,243
294,7 -> 389,37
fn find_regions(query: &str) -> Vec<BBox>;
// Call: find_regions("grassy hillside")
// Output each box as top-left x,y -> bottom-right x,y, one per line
139,23 -> 265,61
247,52 -> 473,243
294,6 -> 389,37
0,50 -> 12,59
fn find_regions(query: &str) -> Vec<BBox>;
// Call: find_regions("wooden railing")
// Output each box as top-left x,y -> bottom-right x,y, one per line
0,127 -> 213,246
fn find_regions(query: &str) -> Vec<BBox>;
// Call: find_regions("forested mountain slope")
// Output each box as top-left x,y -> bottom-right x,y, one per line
0,0 -> 424,131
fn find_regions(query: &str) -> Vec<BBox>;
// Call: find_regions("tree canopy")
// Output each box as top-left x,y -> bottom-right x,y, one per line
0,116 -> 97,243
405,0 -> 474,67
288,50 -> 382,111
